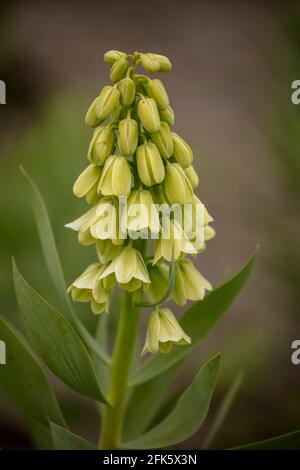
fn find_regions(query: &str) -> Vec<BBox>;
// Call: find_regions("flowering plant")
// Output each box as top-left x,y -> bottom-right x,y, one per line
0,51 -> 257,450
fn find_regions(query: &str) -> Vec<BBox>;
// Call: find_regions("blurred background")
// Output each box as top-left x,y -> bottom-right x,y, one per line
0,0 -> 300,450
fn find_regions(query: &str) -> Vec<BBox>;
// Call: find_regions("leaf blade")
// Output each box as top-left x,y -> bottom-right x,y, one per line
0,316 -> 65,427
50,422 -> 97,450
232,429 -> 300,450
13,259 -> 107,403
122,354 -> 221,449
130,248 -> 258,387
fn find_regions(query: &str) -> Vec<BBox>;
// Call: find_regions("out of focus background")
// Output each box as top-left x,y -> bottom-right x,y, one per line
0,0 -> 300,449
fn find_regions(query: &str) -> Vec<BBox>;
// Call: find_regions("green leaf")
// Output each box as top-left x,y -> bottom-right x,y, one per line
203,371 -> 244,449
50,422 -> 97,450
0,316 -> 65,427
20,166 -> 110,366
130,248 -> 258,387
13,259 -> 107,403
122,353 -> 221,449
124,361 -> 183,441
26,416 -> 54,450
232,429 -> 300,450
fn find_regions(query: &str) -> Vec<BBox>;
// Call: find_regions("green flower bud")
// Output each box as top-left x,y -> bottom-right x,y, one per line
95,85 -> 120,122
104,50 -> 127,65
150,121 -> 173,159
137,97 -> 161,133
145,79 -> 169,110
171,132 -> 193,168
151,186 -> 167,205
146,263 -> 169,303
85,97 -> 102,128
172,258 -> 212,305
142,308 -> 190,356
140,53 -> 172,74
88,126 -> 115,166
96,239 -> 122,264
118,77 -> 136,107
118,117 -> 138,156
159,105 -> 175,126
110,58 -> 128,83
98,154 -> 132,197
184,165 -> 199,189
73,164 -> 102,198
136,142 -> 165,186
163,163 -> 193,204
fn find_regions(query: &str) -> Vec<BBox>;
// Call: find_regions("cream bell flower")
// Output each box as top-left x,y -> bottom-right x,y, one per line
171,258 -> 212,306
142,308 -> 191,355
153,219 -> 197,264
99,246 -> 150,292
124,189 -> 160,234
146,263 -> 169,303
68,263 -> 111,314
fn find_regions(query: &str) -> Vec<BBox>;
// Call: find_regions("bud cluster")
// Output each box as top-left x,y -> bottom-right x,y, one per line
66,50 -> 215,354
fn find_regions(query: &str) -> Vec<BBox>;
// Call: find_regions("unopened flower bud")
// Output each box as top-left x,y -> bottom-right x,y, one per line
184,165 -> 199,189
159,106 -> 175,126
118,117 -> 138,156
137,97 -> 160,133
85,97 -> 102,128
98,155 -> 131,197
73,164 -> 102,198
118,77 -> 136,107
140,53 -> 172,74
150,121 -> 173,159
110,58 -> 128,83
163,163 -> 193,204
104,50 -> 127,65
136,142 -> 165,186
88,126 -> 114,166
146,263 -> 169,303
171,132 -> 193,168
145,79 -> 169,110
95,86 -> 120,122
142,308 -> 190,355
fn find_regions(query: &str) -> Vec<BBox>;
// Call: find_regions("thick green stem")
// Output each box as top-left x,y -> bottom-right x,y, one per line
99,290 -> 140,449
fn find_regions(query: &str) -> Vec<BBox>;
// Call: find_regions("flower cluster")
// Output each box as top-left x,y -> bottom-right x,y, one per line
66,50 -> 215,354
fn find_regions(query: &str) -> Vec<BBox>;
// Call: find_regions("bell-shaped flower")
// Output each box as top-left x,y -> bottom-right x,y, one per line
99,246 -> 150,292
163,163 -> 193,205
124,189 -> 160,234
142,308 -> 191,355
153,219 -> 197,264
171,258 -> 212,306
98,154 -> 132,197
68,263 -> 111,314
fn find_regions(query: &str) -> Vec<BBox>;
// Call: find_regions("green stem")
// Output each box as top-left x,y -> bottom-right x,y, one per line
99,290 -> 140,449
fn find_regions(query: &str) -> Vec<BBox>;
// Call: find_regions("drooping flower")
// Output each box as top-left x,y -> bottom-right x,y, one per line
171,258 -> 212,305
124,189 -> 160,234
68,263 -> 111,314
153,219 -> 197,264
142,308 -> 191,355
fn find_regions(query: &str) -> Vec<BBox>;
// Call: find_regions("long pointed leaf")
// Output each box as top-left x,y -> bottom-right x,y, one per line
232,429 -> 300,450
203,371 -> 244,449
0,316 -> 65,427
124,361 -> 183,441
50,422 -> 97,450
13,259 -> 107,403
122,354 -> 221,449
20,166 -> 110,366
130,248 -> 258,387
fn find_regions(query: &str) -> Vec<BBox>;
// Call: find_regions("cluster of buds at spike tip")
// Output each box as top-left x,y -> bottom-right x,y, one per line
66,50 -> 215,354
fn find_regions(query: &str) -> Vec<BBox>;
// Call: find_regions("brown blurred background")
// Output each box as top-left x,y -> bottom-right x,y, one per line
0,0 -> 300,449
